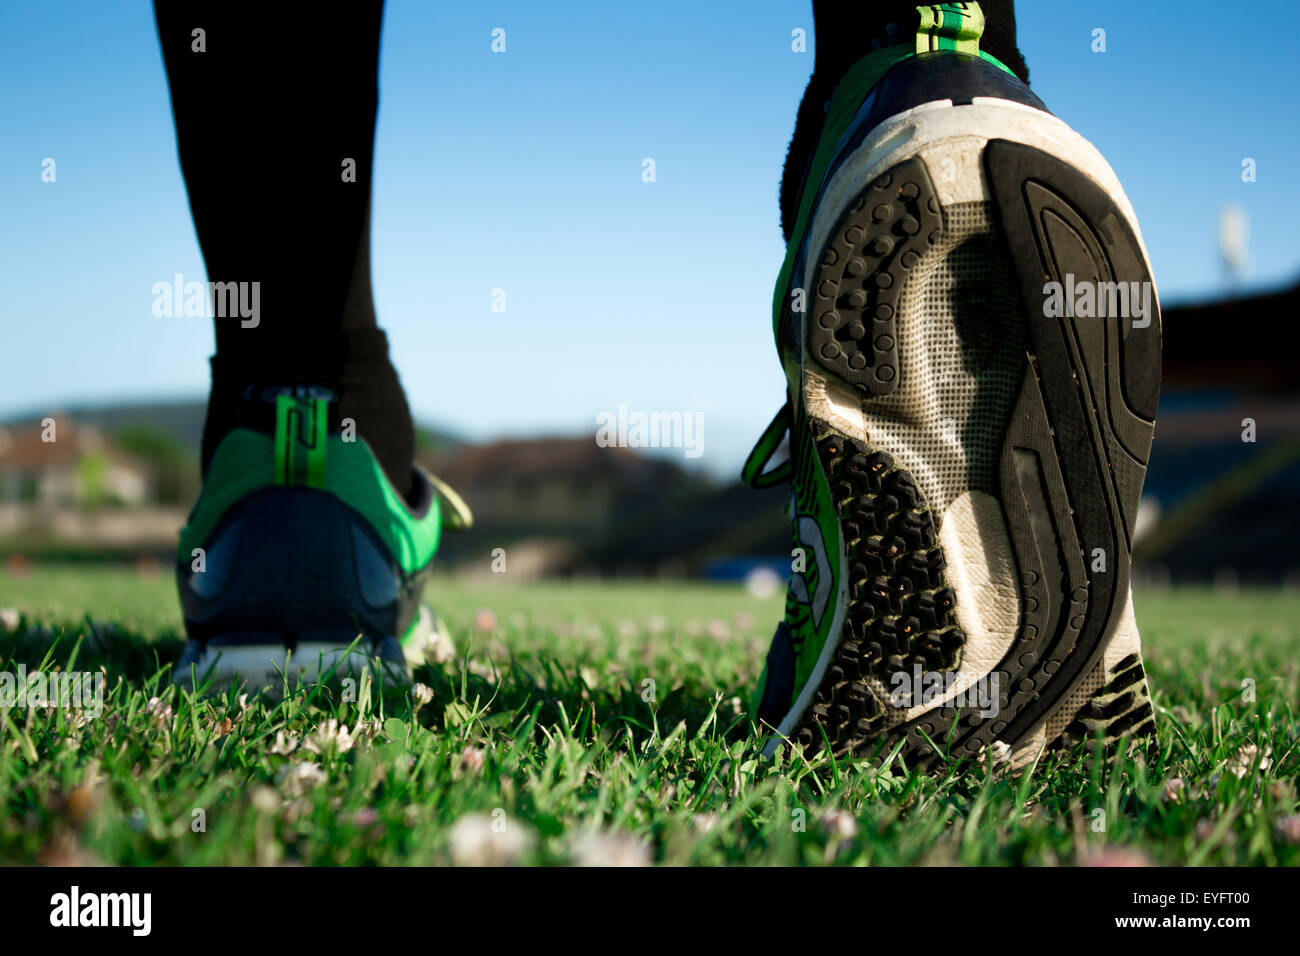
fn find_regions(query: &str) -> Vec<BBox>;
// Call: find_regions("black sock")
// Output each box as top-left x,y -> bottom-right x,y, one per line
781,1 -> 1029,242
154,0 -> 416,497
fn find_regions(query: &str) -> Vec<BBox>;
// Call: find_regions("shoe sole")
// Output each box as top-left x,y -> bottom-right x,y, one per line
172,606 -> 450,693
772,99 -> 1161,767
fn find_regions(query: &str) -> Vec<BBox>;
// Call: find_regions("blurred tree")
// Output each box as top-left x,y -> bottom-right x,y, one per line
113,425 -> 200,505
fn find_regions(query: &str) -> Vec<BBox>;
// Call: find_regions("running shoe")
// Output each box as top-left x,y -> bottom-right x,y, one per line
746,3 -> 1161,767
173,385 -> 470,691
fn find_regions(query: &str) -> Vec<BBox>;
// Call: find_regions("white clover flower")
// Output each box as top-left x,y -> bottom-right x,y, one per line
250,785 -> 281,814
984,740 -> 1012,766
468,660 -> 498,683
458,746 -> 486,775
1228,743 -> 1272,779
819,809 -> 859,841
448,812 -> 535,866
568,830 -> 651,867
144,696 -> 173,724
269,730 -> 301,756
303,719 -> 355,756
279,760 -> 328,798
692,813 -> 719,834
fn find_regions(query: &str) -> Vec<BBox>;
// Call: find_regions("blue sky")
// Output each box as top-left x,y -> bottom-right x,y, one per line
3,1 -> 1296,476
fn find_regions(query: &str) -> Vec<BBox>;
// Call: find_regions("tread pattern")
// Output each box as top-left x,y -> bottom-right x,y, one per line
1052,652 -> 1157,752
810,158 -> 944,394
791,423 -> 964,753
779,139 -> 1163,769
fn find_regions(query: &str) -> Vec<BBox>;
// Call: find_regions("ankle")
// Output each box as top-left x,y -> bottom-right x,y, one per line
200,337 -> 416,500
781,3 -> 1029,241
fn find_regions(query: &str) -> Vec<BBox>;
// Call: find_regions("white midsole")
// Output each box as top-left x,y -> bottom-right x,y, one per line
171,606 -> 453,690
804,97 -> 1157,367
173,642 -> 411,688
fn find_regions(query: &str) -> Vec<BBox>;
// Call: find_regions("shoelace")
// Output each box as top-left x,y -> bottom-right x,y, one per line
428,472 -> 474,530
741,401 -> 793,489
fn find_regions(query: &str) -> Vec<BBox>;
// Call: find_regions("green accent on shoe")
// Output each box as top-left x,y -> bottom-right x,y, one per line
916,3 -> 984,56
741,401 -> 793,489
790,410 -> 843,696
178,428 -> 445,576
324,435 -> 441,574
769,2 -> 1012,346
273,394 -> 328,488
399,610 -> 422,646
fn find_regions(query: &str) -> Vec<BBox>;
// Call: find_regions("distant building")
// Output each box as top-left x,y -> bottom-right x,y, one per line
1135,278 -> 1300,583
0,419 -> 151,507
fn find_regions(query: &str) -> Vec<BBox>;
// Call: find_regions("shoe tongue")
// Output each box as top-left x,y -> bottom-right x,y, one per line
235,384 -> 341,435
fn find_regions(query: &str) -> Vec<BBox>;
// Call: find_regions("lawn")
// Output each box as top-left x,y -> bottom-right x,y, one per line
0,565 -> 1296,865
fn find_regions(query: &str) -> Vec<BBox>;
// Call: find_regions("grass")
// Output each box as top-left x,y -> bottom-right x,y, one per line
0,565 -> 1297,866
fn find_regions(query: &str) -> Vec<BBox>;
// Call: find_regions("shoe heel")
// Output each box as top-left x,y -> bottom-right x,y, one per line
175,487 -> 412,687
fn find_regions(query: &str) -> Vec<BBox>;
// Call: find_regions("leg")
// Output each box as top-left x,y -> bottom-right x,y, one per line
160,3 -> 465,690
154,0 -> 414,497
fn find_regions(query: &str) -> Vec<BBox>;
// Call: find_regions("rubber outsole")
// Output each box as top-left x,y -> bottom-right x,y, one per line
788,424 -> 964,751
787,137 -> 1161,767
808,157 -> 945,394
1052,652 -> 1157,753
172,607 -> 451,693
172,638 -> 410,693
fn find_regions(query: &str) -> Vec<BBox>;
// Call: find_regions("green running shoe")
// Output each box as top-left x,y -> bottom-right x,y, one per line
747,3 -> 1160,767
172,386 -> 471,691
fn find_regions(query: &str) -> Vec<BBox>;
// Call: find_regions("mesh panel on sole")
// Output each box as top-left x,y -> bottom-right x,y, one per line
861,200 -> 1025,522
